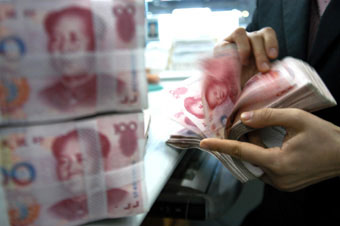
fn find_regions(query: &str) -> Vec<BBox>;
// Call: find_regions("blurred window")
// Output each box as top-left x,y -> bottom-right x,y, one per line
145,0 -> 256,78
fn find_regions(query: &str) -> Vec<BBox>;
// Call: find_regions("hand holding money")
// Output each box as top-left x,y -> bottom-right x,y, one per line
200,108 -> 340,192
214,27 -> 279,87
167,54 -> 337,182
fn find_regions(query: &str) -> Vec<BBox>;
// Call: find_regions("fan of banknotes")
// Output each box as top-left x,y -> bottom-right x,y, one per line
166,48 -> 337,183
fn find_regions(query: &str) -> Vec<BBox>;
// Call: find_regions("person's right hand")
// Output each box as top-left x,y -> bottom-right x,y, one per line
200,108 -> 340,192
214,27 -> 279,87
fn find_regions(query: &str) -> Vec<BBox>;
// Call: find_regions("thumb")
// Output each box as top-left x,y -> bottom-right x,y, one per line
239,108 -> 305,130
200,138 -> 274,167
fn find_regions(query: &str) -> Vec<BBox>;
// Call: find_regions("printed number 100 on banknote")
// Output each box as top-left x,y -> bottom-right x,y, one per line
0,113 -> 147,226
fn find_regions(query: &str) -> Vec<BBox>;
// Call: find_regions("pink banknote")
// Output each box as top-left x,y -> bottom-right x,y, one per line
0,0 -> 147,125
200,46 -> 241,137
167,75 -> 212,137
0,112 -> 147,226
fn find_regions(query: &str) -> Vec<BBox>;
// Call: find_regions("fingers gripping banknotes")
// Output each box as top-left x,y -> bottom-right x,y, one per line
0,113 -> 147,226
167,55 -> 336,182
0,0 -> 147,125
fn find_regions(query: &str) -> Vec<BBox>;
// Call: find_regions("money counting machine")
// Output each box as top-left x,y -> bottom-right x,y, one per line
148,148 -> 241,220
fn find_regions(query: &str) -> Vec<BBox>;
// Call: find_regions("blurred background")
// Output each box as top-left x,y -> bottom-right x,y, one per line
144,0 -> 256,80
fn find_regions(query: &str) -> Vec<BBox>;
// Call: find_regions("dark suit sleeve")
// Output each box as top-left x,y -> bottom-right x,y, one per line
246,0 -> 259,32
244,0 -> 289,59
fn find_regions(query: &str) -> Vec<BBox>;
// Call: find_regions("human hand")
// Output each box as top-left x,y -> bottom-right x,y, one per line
200,108 -> 340,191
214,27 -> 279,87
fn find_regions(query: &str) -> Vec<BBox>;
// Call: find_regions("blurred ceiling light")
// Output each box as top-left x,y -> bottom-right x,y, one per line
242,10 -> 249,17
172,7 -> 211,15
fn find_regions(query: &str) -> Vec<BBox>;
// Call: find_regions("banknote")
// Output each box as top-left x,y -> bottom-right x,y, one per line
0,112 -> 147,226
166,57 -> 337,182
167,46 -> 241,138
167,75 -> 212,137
0,0 -> 147,125
201,45 -> 241,137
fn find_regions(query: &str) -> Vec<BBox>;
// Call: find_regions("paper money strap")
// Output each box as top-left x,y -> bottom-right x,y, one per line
0,184 -> 10,226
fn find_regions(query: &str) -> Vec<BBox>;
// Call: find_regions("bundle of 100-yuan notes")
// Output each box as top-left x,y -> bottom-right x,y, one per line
166,46 -> 337,183
0,0 -> 147,125
0,112 -> 148,226
0,0 -> 149,225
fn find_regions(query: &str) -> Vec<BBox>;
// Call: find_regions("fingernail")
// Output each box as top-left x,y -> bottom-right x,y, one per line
261,62 -> 270,71
241,111 -> 253,122
269,48 -> 277,58
200,140 -> 208,149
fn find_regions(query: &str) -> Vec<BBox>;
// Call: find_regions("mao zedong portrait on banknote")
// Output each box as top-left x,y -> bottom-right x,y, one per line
48,128 -> 128,221
38,6 -> 125,112
184,96 -> 205,119
203,76 -> 230,110
202,53 -> 240,111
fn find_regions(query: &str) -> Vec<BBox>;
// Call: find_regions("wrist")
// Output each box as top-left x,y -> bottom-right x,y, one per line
319,122 -> 340,179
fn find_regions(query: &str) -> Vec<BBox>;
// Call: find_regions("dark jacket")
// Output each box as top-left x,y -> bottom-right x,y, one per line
243,1 -> 340,225
247,0 -> 340,126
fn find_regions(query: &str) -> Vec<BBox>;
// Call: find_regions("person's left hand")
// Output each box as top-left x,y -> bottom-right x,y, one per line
200,108 -> 340,191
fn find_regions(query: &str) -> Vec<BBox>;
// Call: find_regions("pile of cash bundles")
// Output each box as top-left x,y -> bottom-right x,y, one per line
0,0 -> 148,225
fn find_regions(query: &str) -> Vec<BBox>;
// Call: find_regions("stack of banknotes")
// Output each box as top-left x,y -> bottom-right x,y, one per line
0,113 -> 147,226
0,0 -> 148,225
0,0 -> 147,124
166,48 -> 337,183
